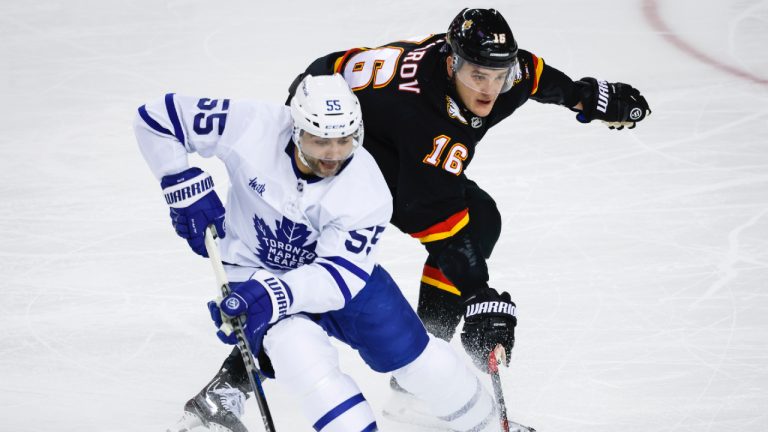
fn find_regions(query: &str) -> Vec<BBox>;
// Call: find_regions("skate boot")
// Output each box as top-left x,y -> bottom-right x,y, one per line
383,377 -> 537,432
382,376 -> 443,429
168,349 -> 251,432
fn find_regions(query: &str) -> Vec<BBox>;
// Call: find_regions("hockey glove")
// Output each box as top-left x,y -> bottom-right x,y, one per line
160,167 -> 225,257
574,77 -> 651,130
460,287 -> 517,371
208,271 -> 293,353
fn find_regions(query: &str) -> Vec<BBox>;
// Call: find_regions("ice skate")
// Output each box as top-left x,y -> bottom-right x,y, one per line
382,377 -> 537,432
382,376 -> 446,430
167,366 -> 250,432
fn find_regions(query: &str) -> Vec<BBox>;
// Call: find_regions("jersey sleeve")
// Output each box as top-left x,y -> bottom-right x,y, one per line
523,51 -> 581,107
133,93 -> 245,179
280,159 -> 393,314
305,50 -> 351,76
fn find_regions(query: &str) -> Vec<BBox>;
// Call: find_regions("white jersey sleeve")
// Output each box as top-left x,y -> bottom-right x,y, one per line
133,93 -> 263,179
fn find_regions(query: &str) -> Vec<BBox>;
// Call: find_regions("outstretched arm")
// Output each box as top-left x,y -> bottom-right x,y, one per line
526,53 -> 651,129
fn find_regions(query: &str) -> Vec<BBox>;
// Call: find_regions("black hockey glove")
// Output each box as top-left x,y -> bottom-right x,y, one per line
574,77 -> 651,130
460,287 -> 517,371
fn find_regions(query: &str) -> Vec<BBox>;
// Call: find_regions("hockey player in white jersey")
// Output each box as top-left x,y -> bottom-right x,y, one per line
134,74 -> 504,432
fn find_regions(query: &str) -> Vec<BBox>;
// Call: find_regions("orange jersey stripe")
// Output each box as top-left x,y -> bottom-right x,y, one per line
421,265 -> 461,295
333,48 -> 365,73
410,209 -> 470,243
422,264 -> 452,285
530,54 -> 545,95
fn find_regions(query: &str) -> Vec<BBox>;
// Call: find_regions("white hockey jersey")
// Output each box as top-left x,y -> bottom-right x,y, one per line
134,93 -> 392,314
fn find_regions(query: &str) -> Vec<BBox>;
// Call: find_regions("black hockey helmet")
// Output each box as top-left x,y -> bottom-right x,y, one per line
446,8 -> 518,69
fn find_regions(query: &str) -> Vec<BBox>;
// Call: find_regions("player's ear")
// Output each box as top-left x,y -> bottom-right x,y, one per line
446,55 -> 454,78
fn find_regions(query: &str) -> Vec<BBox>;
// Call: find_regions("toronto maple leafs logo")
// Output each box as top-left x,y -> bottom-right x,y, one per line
253,215 -> 317,270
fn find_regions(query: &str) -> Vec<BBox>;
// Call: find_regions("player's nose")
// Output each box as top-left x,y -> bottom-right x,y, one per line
480,81 -> 500,96
326,141 -> 348,159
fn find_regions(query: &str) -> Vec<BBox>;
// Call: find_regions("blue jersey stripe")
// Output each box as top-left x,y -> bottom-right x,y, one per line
317,262 -> 352,302
164,93 -> 186,145
312,393 -> 366,431
360,421 -> 378,432
138,105 -> 173,136
321,256 -> 369,282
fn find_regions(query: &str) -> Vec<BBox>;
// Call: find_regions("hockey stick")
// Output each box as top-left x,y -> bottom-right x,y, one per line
488,344 -> 537,432
205,226 -> 277,432
488,344 -> 510,432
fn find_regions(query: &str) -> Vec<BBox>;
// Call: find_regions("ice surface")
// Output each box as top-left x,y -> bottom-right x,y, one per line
1,0 -> 767,431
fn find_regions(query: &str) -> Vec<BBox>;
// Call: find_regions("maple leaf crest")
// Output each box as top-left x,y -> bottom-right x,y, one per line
252,215 -> 317,270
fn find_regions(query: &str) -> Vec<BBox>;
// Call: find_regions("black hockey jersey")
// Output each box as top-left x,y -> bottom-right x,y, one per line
303,34 -> 581,241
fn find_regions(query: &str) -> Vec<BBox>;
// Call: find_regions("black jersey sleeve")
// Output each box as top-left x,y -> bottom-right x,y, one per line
286,50 -> 349,104
522,51 -> 581,107
305,50 -> 347,76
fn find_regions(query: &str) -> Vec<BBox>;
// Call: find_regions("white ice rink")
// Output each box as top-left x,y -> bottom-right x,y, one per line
1,0 -> 767,431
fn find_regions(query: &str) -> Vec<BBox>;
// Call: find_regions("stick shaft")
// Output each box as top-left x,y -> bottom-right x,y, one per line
488,344 -> 510,432
205,227 -> 276,432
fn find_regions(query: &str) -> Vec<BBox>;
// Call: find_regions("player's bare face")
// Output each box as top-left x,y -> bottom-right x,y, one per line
454,64 -> 509,117
296,132 -> 356,178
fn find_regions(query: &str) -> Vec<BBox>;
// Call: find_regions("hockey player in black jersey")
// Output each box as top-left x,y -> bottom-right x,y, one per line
291,7 -> 650,370
180,8 -> 650,431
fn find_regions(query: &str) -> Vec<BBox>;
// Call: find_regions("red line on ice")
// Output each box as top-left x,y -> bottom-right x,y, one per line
643,0 -> 768,86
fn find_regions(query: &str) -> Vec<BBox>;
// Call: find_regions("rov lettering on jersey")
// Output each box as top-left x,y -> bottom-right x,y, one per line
342,38 -> 441,95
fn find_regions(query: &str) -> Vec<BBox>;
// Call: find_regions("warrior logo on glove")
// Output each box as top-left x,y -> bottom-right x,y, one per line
461,287 -> 517,371
466,300 -> 516,318
574,77 -> 651,130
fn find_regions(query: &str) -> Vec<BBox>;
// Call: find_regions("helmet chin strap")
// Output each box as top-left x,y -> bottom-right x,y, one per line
297,144 -> 312,170
293,126 -> 313,171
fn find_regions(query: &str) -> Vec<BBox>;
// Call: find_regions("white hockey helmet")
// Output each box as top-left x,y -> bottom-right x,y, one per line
290,74 -> 364,163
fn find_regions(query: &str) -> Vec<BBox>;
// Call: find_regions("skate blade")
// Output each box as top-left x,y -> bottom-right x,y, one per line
507,421 -> 537,432
381,392 -> 446,430
166,412 -> 241,432
207,424 -> 240,432
167,411 -> 205,432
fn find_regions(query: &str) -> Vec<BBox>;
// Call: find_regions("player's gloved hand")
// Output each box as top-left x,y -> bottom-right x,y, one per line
460,287 -> 517,371
160,167 -> 225,257
207,271 -> 293,353
574,77 -> 651,130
